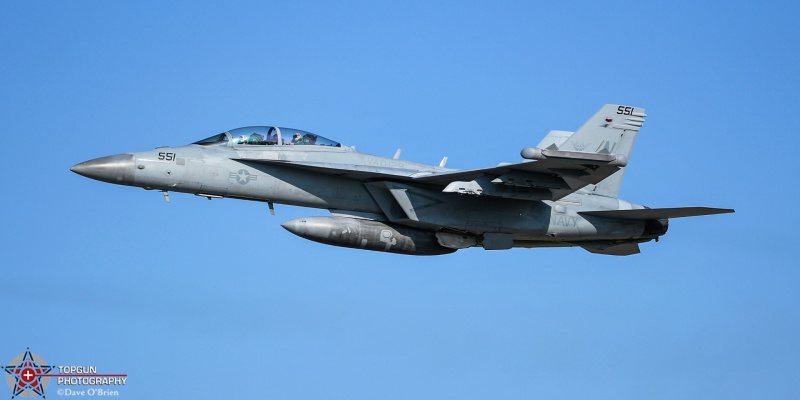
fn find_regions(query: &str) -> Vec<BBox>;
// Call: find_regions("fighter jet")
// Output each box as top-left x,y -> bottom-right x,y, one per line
71,104 -> 733,256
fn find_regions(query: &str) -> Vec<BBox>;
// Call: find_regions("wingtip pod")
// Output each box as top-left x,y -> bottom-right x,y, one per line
520,147 -> 628,166
520,147 -> 542,160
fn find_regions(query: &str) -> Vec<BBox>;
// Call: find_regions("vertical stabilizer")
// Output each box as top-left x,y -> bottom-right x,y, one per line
557,104 -> 645,197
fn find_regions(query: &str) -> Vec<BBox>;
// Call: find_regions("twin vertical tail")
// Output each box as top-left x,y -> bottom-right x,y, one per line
537,104 -> 646,198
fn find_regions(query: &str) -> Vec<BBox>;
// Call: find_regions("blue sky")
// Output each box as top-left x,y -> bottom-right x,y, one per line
1,1 -> 798,399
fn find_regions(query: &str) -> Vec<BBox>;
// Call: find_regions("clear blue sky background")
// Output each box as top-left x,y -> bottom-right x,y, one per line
2,1 -> 798,399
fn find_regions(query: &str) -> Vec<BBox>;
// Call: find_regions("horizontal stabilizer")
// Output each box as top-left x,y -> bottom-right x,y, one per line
580,207 -> 735,220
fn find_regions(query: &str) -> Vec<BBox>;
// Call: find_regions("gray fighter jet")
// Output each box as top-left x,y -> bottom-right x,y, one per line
71,105 -> 733,256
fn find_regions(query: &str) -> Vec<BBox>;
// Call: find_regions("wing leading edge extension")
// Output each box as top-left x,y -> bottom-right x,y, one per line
233,159 -> 421,181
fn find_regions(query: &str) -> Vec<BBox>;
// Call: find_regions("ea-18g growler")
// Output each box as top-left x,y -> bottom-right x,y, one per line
71,105 -> 733,256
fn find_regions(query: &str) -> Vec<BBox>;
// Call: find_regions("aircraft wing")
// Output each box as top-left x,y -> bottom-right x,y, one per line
238,150 -> 625,200
411,151 -> 626,200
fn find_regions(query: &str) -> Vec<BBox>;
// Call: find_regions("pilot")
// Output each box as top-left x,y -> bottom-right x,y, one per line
248,133 -> 264,145
291,133 -> 307,145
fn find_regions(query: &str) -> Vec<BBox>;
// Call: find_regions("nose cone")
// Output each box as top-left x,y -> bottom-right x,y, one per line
71,154 -> 135,185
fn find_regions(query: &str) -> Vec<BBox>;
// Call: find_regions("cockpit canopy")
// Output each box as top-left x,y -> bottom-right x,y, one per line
193,126 -> 341,147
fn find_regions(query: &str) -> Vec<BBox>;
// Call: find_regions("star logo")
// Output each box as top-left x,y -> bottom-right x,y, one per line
230,169 -> 258,185
4,348 -> 52,399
